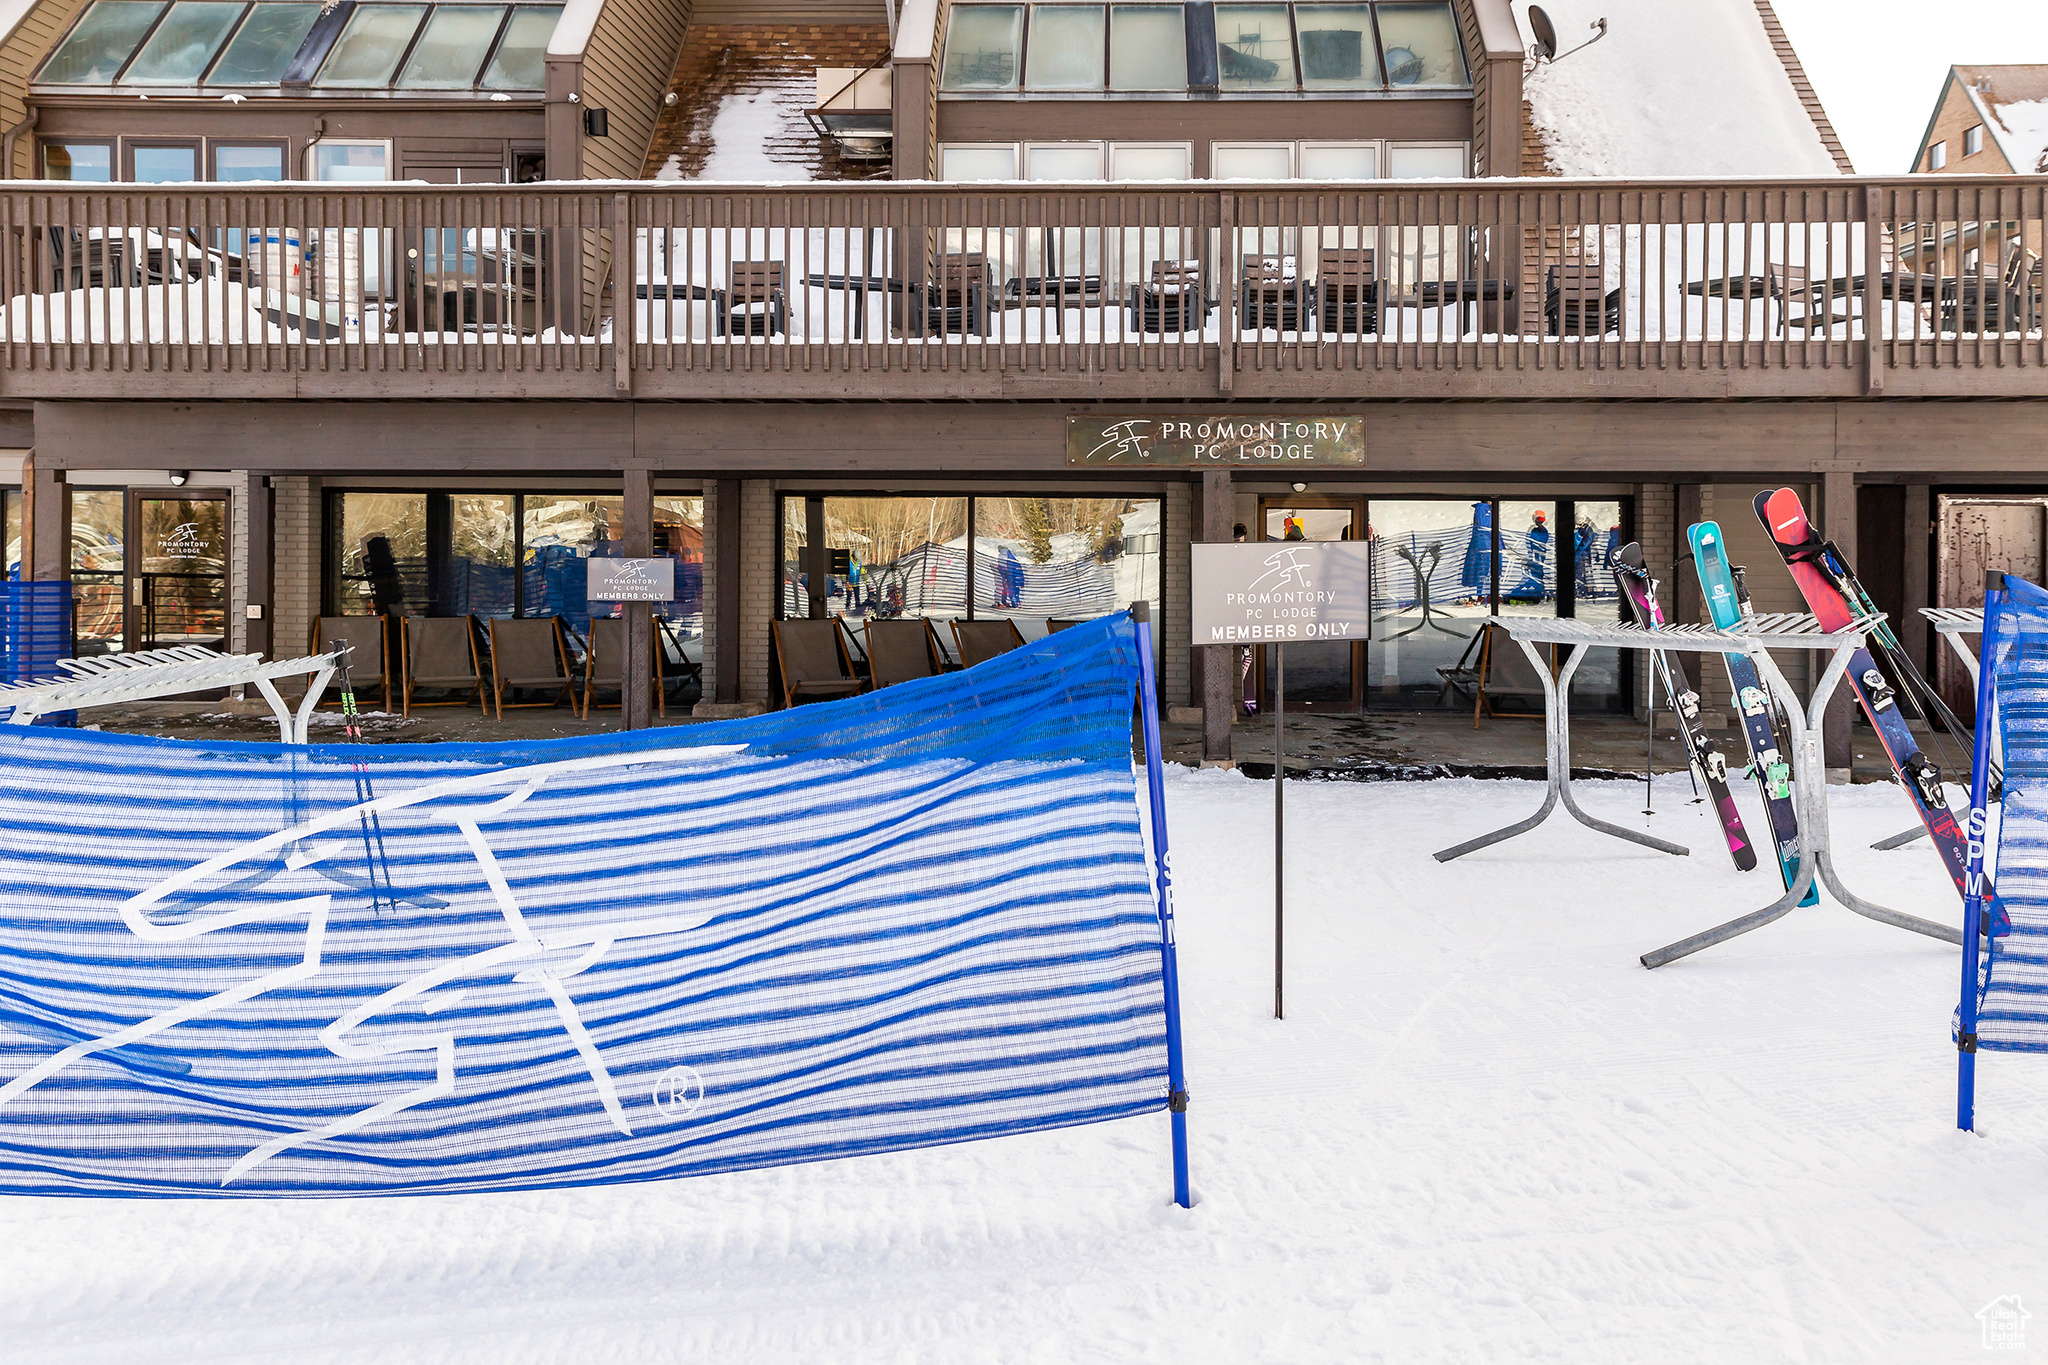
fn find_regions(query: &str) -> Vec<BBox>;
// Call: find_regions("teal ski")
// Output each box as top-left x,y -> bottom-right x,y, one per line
1689,521 -> 1817,905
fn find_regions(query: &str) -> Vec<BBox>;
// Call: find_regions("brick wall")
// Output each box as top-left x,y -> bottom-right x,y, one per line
1161,483 -> 1191,705
229,482 -> 249,658
273,476 -> 317,663
1634,482 -> 1674,714
739,480 -> 775,703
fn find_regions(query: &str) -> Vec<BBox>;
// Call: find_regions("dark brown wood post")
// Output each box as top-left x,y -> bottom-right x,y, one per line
1822,471 -> 1856,773
244,473 -> 273,662
622,467 -> 653,730
29,459 -> 62,583
1902,482 -> 1932,677
1199,468 -> 1234,766
714,478 -> 740,704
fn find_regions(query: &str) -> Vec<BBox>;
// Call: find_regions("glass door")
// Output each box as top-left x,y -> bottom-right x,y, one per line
1256,497 -> 1364,712
129,493 -> 228,652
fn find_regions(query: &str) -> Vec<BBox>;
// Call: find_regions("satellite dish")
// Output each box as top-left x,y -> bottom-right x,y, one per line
1528,5 -> 1558,60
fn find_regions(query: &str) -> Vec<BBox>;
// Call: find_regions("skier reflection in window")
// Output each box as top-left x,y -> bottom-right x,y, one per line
364,535 -> 404,617
1506,509 -> 1550,603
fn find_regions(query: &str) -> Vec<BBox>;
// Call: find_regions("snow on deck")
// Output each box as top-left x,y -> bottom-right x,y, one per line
1523,0 -> 1839,177
2,770 -> 2041,1362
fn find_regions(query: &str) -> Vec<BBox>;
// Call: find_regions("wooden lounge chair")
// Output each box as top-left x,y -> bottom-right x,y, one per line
1240,254 -> 1312,331
951,618 -> 1027,668
1946,247 -> 2040,335
1317,248 -> 1378,335
487,616 -> 574,717
863,617 -> 945,689
1544,264 -> 1620,337
578,616 -> 666,719
713,261 -> 787,337
772,617 -> 865,708
1128,259 -> 1213,335
655,617 -> 703,710
1046,617 -> 1087,632
1767,264 -> 1851,334
1471,622 -> 1553,725
400,615 -> 485,717
310,615 -> 389,710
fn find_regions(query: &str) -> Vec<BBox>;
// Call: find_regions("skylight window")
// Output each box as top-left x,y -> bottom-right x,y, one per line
205,3 -> 321,85
120,1 -> 243,84
40,1 -> 165,84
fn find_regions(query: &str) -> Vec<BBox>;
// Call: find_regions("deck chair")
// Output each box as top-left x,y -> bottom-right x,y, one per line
400,615 -> 485,717
1241,254 -> 1312,331
713,261 -> 787,337
655,617 -> 703,710
864,618 -> 944,689
1947,247 -> 2039,335
773,617 -> 864,708
1317,248 -> 1378,335
952,618 -> 1027,668
578,616 -> 666,719
1046,617 -> 1087,632
1544,264 -> 1620,337
1471,622 -> 1553,726
1767,264 -> 1851,334
310,615 -> 389,711
487,616 -> 574,717
920,252 -> 990,335
1129,259 -> 1213,335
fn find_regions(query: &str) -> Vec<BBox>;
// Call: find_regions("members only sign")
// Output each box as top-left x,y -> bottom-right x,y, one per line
1190,541 -> 1372,643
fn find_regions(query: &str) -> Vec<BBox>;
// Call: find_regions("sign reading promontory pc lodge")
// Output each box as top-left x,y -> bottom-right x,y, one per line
1189,542 -> 1373,643
1067,415 -> 1364,467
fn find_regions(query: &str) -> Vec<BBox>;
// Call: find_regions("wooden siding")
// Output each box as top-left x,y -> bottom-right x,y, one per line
581,0 -> 695,182
1751,0 -> 1854,175
0,0 -> 91,177
1459,0 -> 1486,174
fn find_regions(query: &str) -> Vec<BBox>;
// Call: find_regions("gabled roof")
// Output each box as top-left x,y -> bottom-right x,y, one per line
1521,0 -> 1845,176
1943,66 -> 2048,174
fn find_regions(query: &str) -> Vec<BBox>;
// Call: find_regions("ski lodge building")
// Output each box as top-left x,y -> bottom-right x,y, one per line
0,0 -> 2041,758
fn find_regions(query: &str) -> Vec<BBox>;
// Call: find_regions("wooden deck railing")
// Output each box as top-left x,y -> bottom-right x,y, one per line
0,176 -> 2042,400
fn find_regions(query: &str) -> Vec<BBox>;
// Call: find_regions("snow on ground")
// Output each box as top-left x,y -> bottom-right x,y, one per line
1522,0 -> 1840,177
5,769 -> 2046,1363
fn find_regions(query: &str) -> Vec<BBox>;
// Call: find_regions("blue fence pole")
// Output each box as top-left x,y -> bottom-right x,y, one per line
1131,605 -> 1192,1208
1958,571 -> 2005,1132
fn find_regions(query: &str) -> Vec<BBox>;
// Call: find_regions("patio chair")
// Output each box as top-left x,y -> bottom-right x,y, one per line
1471,623 -> 1553,726
655,617 -> 704,710
1946,247 -> 2039,335
578,616 -> 667,719
863,617 -> 945,689
772,617 -> 865,708
1128,259 -> 1214,335
951,618 -> 1027,668
1317,248 -> 1378,335
400,615 -> 485,717
1046,617 -> 1087,632
310,615 -> 389,711
1767,264 -> 1851,334
1543,264 -> 1620,337
487,616 -> 574,717
712,261 -> 787,337
921,252 -> 991,335
1240,254 -> 1313,331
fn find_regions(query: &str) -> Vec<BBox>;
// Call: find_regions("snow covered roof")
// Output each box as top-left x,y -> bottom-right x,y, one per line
1951,67 -> 2048,175
1518,0 -> 1844,177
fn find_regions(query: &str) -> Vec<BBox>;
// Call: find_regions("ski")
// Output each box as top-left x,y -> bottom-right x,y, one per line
1688,521 -> 1817,905
1614,542 -> 1758,872
1754,487 -> 1992,919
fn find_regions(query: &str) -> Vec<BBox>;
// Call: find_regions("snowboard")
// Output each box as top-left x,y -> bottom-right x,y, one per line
1688,521 -> 1817,905
1614,542 -> 1758,872
1754,487 -> 1992,920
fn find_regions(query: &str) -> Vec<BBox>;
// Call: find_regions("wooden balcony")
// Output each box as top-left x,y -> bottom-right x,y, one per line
0,176 -> 2042,402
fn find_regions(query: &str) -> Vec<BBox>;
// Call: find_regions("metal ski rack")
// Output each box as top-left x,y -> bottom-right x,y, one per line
1870,607 -> 1989,852
0,645 -> 340,744
1427,612 -> 1963,967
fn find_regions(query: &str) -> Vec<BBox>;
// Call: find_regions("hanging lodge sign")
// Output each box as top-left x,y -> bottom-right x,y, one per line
1066,415 -> 1365,467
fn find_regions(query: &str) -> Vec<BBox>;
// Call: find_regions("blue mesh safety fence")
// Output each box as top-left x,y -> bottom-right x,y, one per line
1977,574 -> 2048,1051
1,581 -> 70,686
0,613 -> 1170,1196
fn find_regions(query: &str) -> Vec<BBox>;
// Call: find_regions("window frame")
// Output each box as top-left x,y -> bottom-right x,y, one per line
1107,140 -> 1192,179
39,139 -> 116,182
1022,139 -> 1107,180
1963,124 -> 1983,158
1928,140 -> 1947,171
122,137 -> 204,183
207,138 -> 291,181
938,142 -> 1022,180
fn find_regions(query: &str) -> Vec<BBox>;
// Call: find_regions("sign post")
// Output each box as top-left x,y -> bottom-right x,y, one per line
1189,541 -> 1372,1020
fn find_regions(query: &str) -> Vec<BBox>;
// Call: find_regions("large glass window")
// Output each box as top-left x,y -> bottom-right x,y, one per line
42,142 -> 112,182
69,489 -> 127,657
4,489 -> 22,580
479,5 -> 558,90
39,0 -> 165,84
1388,142 -> 1465,177
940,5 -> 1025,90
939,145 -> 1018,180
213,143 -> 285,180
1213,143 -> 1293,179
313,142 -> 390,181
332,493 -> 427,616
1374,0 -> 1468,87
1295,4 -> 1378,88
130,144 -> 199,182
118,1 -> 243,84
449,494 -> 516,619
1109,4 -> 1184,89
1300,141 -> 1377,178
1215,5 -> 1294,89
782,497 -> 970,625
398,4 -> 505,88
206,3 -> 323,85
1024,4 -> 1104,89
318,4 -> 429,86
1109,142 -> 1190,179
